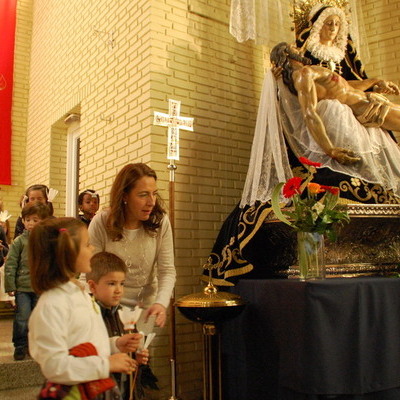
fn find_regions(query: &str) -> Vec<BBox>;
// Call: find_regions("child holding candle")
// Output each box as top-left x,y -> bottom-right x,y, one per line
87,251 -> 157,400
28,218 -> 138,399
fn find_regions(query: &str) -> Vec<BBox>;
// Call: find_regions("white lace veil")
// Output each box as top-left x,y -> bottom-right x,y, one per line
229,0 -> 293,44
240,70 -> 293,207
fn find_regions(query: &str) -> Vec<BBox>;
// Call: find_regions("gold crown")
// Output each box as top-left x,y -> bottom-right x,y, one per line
292,0 -> 350,35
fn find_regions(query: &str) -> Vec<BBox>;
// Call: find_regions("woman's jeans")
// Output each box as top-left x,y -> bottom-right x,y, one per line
13,291 -> 38,349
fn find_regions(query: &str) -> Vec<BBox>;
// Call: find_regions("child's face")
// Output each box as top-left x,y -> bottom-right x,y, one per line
74,228 -> 93,274
28,189 -> 46,204
88,271 -> 125,307
80,194 -> 99,219
23,214 -> 42,232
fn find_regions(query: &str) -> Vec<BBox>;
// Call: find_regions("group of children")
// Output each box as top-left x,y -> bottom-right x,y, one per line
1,187 -> 153,399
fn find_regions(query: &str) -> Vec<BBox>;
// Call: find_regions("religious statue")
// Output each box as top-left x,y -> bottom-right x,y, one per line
272,42 -> 400,154
294,2 -> 367,80
269,42 -> 400,171
205,1 -> 400,286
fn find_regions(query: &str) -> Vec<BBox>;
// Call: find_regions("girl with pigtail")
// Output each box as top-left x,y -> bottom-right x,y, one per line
28,217 -> 141,400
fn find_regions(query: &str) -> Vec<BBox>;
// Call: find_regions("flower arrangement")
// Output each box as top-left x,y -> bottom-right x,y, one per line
271,157 -> 350,241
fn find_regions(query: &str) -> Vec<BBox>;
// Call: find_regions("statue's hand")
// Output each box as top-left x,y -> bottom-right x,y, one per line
373,80 -> 400,95
271,64 -> 283,80
329,147 -> 361,165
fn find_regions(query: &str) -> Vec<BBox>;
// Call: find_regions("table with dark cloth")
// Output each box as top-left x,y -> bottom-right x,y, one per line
220,278 -> 400,400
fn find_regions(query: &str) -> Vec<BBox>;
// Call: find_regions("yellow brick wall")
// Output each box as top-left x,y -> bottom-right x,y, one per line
360,0 -> 400,140
8,1 -> 400,399
0,0 -> 33,234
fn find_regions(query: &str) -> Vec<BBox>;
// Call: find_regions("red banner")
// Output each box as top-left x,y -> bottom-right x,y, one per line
0,0 -> 17,185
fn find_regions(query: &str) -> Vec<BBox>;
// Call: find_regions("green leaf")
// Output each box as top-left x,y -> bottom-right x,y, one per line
271,183 -> 293,227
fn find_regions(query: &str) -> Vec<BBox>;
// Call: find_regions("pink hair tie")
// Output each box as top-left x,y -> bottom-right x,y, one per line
59,228 -> 67,233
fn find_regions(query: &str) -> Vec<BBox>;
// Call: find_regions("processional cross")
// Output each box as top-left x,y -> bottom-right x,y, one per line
153,99 -> 194,400
153,99 -> 194,162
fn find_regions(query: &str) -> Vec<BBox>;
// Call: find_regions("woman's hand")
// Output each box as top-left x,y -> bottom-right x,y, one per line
109,353 -> 137,374
136,348 -> 149,365
146,303 -> 167,327
116,333 -> 142,353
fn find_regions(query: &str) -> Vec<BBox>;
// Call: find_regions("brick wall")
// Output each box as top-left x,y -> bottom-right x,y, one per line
361,0 -> 400,140
0,0 -> 33,233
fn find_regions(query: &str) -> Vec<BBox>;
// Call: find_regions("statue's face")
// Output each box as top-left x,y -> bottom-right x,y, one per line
320,15 -> 341,44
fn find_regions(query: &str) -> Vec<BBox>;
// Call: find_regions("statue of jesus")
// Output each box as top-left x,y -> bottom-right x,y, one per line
270,42 -> 400,165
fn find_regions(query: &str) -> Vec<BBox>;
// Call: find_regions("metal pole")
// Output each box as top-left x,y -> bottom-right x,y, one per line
202,323 -> 220,400
168,162 -> 178,400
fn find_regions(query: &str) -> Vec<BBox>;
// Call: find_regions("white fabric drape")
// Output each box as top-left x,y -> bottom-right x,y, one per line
229,0 -> 293,45
240,70 -> 293,207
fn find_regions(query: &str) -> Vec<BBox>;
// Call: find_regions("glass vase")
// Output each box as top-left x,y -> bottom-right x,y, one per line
297,231 -> 325,280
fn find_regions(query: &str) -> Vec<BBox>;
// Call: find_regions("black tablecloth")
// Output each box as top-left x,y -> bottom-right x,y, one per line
221,278 -> 400,399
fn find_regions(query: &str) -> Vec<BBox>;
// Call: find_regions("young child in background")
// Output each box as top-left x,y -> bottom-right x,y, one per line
87,252 -> 153,400
4,202 -> 50,360
0,199 -> 12,306
28,217 -> 139,399
0,200 -> 11,244
14,184 -> 58,239
78,189 -> 100,226
0,224 -> 9,265
0,224 -> 12,307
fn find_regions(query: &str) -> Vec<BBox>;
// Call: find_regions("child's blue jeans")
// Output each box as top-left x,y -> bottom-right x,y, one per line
13,291 -> 38,349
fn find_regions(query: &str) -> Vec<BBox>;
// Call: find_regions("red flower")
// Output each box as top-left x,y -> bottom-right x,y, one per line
299,157 -> 322,167
283,177 -> 303,198
320,185 -> 339,195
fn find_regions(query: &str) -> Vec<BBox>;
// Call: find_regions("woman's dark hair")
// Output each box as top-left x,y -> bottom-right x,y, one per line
107,163 -> 165,241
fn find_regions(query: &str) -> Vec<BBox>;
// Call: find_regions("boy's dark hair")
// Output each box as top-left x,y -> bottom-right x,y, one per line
22,201 -> 51,220
86,252 -> 127,283
78,189 -> 100,205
